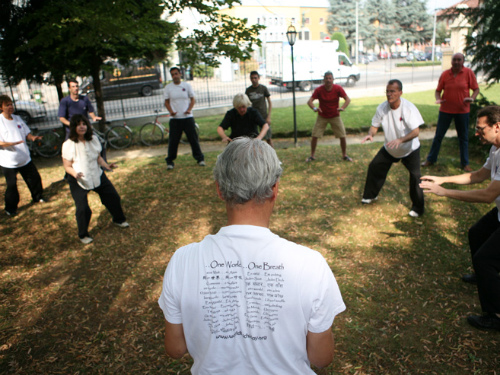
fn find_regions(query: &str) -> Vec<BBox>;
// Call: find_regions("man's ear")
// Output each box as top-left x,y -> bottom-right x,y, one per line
271,181 -> 279,202
215,182 -> 224,201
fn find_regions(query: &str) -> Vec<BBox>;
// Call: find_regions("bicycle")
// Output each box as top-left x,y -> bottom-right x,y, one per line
139,110 -> 200,146
93,121 -> 133,150
140,110 -> 169,146
28,127 -> 62,158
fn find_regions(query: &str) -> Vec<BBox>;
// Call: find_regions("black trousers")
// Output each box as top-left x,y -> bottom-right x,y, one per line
166,118 -> 204,164
469,208 -> 500,314
2,161 -> 43,213
67,172 -> 126,238
362,146 -> 424,215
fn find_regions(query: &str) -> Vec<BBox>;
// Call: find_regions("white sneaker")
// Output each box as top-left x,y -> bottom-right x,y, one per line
361,197 -> 378,204
80,237 -> 93,244
198,161 -> 206,167
408,210 -> 420,218
114,221 -> 130,228
167,164 -> 174,170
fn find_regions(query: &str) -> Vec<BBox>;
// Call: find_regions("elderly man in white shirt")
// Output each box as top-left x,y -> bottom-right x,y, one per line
361,79 -> 425,218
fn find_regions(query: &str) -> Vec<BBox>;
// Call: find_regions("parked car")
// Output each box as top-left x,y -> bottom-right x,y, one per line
13,100 -> 47,124
379,51 -> 389,59
81,64 -> 162,101
358,54 -> 370,64
366,53 -> 378,62
406,53 -> 415,61
400,51 -> 408,58
415,52 -> 427,61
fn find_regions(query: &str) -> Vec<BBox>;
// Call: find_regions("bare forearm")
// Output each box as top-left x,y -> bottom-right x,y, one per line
256,123 -> 269,140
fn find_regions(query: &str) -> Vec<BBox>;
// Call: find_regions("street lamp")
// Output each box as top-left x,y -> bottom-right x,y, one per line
286,24 -> 298,147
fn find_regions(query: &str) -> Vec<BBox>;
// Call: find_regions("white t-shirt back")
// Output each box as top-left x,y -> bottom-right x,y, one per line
159,225 -> 345,375
0,114 -> 32,168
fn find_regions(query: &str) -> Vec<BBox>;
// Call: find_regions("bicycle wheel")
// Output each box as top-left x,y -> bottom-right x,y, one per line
106,125 -> 133,149
34,129 -> 62,158
140,122 -> 164,146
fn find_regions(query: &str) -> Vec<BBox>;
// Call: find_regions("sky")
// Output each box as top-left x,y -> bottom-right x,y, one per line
427,0 -> 462,12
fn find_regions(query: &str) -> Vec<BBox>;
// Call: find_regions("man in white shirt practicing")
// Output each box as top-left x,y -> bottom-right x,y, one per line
158,137 -> 345,374
164,67 -> 205,170
420,106 -> 500,332
361,79 -> 425,218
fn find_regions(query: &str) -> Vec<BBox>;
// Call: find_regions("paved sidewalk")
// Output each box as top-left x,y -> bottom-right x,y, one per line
105,127 -> 456,162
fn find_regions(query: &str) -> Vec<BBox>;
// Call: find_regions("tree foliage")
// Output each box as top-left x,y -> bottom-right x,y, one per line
330,32 -> 349,55
461,0 -> 500,84
393,0 -> 433,49
0,0 -> 263,123
327,0 -> 432,52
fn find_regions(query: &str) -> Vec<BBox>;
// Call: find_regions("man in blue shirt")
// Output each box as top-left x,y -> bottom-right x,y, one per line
58,79 -> 101,140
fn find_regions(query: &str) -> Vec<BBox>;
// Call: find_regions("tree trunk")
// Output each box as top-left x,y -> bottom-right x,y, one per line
53,74 -> 64,102
90,56 -> 106,132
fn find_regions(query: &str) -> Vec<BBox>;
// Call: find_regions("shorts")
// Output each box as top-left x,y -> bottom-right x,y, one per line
258,124 -> 272,140
311,115 -> 346,138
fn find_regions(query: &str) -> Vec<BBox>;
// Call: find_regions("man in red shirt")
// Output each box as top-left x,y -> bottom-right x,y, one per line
306,71 -> 352,162
422,53 -> 479,171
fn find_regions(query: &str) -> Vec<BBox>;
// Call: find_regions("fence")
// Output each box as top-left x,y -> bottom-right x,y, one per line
1,58 -> 445,130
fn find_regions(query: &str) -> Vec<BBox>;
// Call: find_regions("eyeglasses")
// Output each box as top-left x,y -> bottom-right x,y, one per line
475,125 -> 488,133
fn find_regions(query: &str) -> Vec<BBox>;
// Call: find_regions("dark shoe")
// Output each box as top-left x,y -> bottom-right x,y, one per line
462,274 -> 477,284
5,210 -> 17,217
467,314 -> 500,332
421,160 -> 434,167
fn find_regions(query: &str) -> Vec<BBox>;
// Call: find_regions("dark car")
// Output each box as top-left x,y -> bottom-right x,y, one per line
81,64 -> 162,101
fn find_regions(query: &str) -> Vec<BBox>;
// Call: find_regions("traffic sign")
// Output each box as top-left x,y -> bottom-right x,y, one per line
395,38 -> 401,45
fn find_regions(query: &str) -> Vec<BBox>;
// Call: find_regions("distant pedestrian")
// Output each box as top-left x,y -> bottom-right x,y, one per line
0,95 -> 45,217
422,53 -> 479,171
58,79 -> 101,140
164,67 -> 205,170
361,80 -> 425,218
306,71 -> 352,162
217,94 -> 269,142
245,71 -> 273,147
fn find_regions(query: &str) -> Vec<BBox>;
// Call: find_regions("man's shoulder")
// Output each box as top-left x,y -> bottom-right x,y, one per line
59,95 -> 71,105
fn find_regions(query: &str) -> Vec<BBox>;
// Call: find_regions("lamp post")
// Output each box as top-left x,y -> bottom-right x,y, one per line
286,24 -> 298,147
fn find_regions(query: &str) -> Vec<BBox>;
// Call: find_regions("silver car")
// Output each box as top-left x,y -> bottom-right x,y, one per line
13,100 -> 47,124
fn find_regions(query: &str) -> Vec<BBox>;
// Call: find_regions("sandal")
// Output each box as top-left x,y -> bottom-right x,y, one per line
305,156 -> 316,162
343,156 -> 353,162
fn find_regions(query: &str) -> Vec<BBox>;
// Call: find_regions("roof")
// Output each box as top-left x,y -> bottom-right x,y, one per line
437,0 -> 479,17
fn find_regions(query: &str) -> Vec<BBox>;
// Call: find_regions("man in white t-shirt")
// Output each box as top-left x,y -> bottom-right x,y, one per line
158,137 -> 345,374
163,67 -> 204,170
361,79 -> 425,218
0,95 -> 45,216
420,106 -> 500,332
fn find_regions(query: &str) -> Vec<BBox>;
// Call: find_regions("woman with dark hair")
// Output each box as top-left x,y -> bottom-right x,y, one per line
62,114 -> 128,244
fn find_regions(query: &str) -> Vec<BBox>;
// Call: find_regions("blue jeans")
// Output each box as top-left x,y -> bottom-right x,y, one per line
426,111 -> 470,167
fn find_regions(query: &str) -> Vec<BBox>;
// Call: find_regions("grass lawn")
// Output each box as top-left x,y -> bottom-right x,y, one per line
0,137 -> 498,374
197,83 -> 500,141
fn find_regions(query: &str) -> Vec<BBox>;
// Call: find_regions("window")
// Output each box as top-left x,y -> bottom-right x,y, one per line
304,31 -> 310,40
305,17 -> 310,24
319,18 -> 324,25
298,31 -> 302,40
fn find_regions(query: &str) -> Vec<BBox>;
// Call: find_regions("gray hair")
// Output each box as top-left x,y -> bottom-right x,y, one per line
233,93 -> 252,108
324,71 -> 333,78
213,137 -> 283,205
